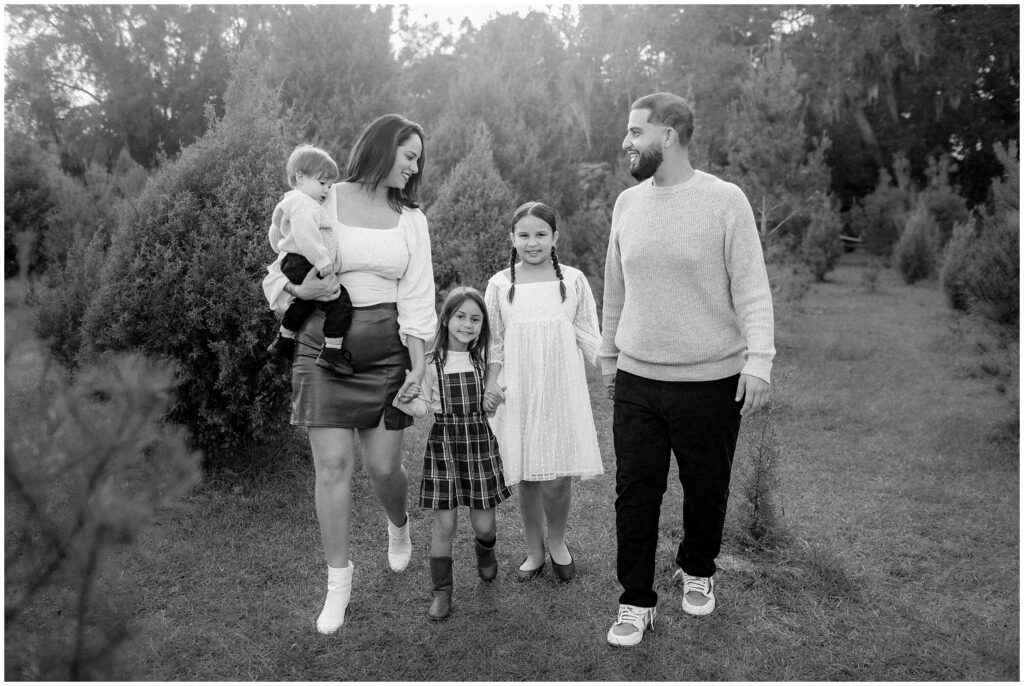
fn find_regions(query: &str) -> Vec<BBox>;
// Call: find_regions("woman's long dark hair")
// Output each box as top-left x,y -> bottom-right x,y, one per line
345,114 -> 426,213
429,286 -> 490,372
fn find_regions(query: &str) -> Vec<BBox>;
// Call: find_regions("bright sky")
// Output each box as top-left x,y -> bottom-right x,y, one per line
396,3 -> 546,30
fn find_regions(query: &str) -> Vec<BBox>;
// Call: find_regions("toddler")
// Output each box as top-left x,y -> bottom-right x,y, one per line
265,144 -> 354,375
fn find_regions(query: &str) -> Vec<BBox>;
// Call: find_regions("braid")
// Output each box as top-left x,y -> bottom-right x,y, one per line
507,245 -> 518,303
550,245 -> 567,302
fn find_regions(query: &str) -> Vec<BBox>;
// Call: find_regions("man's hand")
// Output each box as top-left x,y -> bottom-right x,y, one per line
735,374 -> 771,416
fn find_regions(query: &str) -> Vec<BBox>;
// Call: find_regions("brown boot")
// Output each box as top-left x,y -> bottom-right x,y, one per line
427,556 -> 453,621
474,537 -> 497,582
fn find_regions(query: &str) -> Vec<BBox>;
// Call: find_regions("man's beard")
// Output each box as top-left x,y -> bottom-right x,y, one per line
629,143 -> 663,181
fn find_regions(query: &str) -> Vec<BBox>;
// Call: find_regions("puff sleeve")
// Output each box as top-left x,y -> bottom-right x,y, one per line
484,276 -> 506,368
572,270 -> 602,366
396,209 -> 437,346
262,253 -> 290,315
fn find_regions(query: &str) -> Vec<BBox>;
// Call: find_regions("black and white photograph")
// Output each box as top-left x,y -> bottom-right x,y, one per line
4,3 -> 1019,681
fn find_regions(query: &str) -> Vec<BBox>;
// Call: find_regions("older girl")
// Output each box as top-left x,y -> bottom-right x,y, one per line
483,201 -> 603,583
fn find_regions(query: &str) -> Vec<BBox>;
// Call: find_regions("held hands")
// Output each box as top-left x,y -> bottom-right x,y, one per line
735,374 -> 771,416
298,266 -> 340,302
603,373 -> 615,401
482,381 -> 505,414
396,367 -> 424,404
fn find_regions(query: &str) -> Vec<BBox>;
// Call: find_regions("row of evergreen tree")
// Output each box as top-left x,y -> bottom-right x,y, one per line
5,6 -> 1018,466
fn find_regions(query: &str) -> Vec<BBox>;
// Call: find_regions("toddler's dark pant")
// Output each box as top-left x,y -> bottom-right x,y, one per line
613,370 -> 742,609
281,253 -> 353,339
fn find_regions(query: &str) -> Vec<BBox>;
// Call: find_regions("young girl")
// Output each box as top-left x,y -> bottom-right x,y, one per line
483,201 -> 603,583
398,286 -> 512,621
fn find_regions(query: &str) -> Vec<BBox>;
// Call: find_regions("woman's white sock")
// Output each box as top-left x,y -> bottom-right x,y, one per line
316,561 -> 353,634
387,515 -> 412,571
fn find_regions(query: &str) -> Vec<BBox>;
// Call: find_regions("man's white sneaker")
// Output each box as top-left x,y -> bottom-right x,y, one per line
606,604 -> 656,647
673,568 -> 716,616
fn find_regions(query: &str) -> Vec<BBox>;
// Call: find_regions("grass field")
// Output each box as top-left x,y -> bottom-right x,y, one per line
4,256 -> 1019,680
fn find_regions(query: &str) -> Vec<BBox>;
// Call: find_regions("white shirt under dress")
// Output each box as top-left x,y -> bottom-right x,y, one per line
261,186 -> 437,347
484,265 -> 604,485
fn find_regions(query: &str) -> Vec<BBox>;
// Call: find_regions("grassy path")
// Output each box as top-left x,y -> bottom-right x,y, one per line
4,260 -> 1019,680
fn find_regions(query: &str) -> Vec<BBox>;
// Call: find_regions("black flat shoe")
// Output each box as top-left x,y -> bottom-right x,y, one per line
515,558 -> 546,582
551,552 -> 576,582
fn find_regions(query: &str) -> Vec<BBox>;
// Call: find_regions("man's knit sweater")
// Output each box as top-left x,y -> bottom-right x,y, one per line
600,170 -> 775,384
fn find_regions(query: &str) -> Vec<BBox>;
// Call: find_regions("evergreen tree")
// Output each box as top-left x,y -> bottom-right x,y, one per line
427,124 -> 515,294
79,47 -> 297,462
720,49 -> 831,240
960,141 -> 1019,326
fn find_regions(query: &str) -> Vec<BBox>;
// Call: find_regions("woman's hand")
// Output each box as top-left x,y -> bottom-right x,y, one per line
294,266 -> 340,302
482,386 -> 505,413
396,367 -> 424,404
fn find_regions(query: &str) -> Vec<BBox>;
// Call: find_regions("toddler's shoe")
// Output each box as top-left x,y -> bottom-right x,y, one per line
266,335 -> 296,362
316,345 -> 354,376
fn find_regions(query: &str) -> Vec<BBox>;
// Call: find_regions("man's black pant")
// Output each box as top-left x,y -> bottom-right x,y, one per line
613,370 -> 742,608
281,253 -> 352,338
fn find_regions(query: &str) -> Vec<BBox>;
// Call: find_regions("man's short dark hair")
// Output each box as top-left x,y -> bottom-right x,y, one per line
631,93 -> 695,146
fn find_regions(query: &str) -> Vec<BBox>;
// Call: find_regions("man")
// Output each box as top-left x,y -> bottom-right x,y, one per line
601,92 -> 775,647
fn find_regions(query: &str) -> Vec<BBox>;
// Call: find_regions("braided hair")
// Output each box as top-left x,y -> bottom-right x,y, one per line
507,201 -> 566,303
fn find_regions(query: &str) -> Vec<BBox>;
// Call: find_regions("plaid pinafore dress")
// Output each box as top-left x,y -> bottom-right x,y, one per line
419,357 -> 512,510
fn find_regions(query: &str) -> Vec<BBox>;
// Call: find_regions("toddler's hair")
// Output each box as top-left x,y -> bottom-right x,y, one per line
286,144 -> 340,187
508,201 -> 567,304
430,286 -> 490,372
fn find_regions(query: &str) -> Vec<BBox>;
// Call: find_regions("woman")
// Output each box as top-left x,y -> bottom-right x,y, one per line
262,114 -> 436,634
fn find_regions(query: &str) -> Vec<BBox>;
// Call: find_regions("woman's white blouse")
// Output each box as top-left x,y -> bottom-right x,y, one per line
262,185 -> 437,345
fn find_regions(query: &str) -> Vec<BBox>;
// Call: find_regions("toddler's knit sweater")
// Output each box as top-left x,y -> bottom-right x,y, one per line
600,170 -> 775,383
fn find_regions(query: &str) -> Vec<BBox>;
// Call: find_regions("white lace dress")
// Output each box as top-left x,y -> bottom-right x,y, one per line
485,265 -> 604,485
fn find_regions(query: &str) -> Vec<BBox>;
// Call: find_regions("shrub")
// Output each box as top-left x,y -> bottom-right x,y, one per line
427,123 -> 515,293
5,353 -> 201,679
940,218 -> 977,311
957,141 -> 1019,327
961,212 -> 1019,326
4,132 -> 55,277
557,204 -> 610,312
919,187 -> 970,250
34,229 -> 111,369
850,155 -> 914,257
919,153 -> 970,249
799,193 -> 843,281
894,204 -> 937,284
735,373 -> 788,549
42,152 -> 146,272
79,47 -> 298,464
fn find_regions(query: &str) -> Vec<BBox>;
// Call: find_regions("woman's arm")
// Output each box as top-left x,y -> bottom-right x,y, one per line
396,335 -> 426,403
262,256 -> 341,314
396,211 -> 438,346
